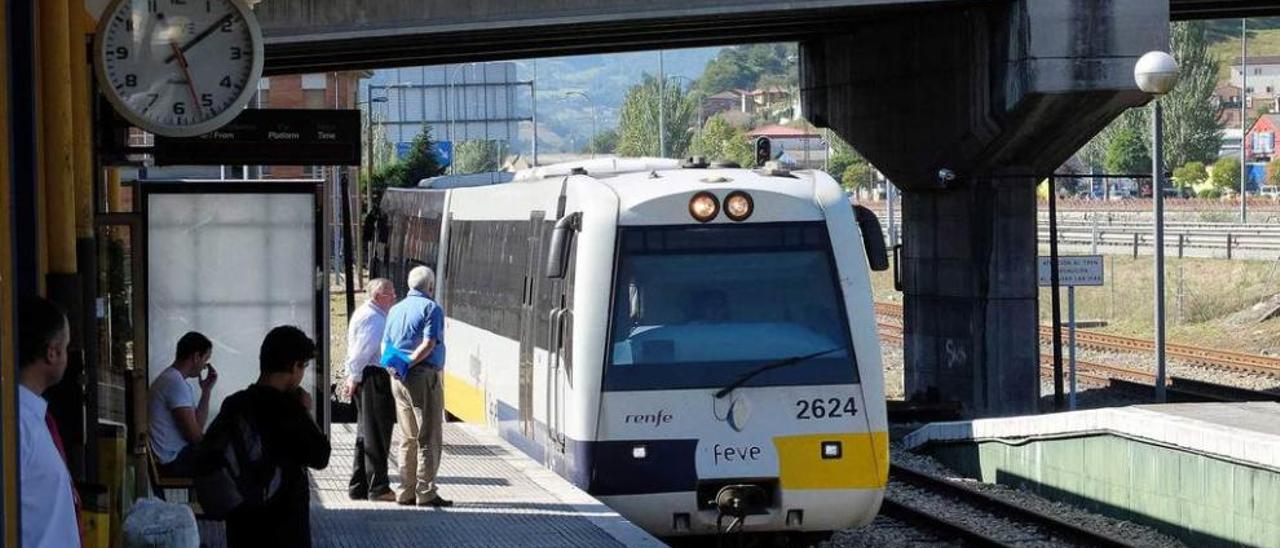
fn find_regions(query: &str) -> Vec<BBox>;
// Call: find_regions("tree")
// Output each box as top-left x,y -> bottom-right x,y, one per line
1103,124 -> 1151,175
1171,161 -> 1208,189
402,129 -> 446,187
453,140 -> 508,174
826,133 -> 865,182
840,162 -> 872,191
616,74 -> 696,158
1267,158 -> 1280,185
1161,21 -> 1222,169
360,161 -> 408,214
1210,157 -> 1241,191
687,115 -> 754,167
694,44 -> 796,95
1078,21 -> 1221,172
590,128 -> 619,154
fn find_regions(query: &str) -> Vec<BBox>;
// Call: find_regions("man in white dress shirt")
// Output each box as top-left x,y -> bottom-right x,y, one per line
346,278 -> 398,501
18,297 -> 80,548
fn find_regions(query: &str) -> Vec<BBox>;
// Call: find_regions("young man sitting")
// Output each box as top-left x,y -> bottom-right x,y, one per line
148,332 -> 218,476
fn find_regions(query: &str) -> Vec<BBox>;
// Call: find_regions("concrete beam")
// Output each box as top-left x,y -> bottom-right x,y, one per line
256,0 -> 963,74
801,0 -> 1166,191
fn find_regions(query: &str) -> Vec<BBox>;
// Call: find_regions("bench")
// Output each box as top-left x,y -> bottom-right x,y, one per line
140,433 -> 195,504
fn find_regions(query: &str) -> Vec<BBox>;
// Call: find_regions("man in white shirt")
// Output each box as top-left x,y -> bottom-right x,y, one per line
148,331 -> 218,476
346,278 -> 397,501
18,297 -> 80,548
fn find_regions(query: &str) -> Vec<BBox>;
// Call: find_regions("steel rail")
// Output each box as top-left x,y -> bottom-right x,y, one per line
876,301 -> 1280,377
879,322 -> 1278,402
887,465 -> 1140,548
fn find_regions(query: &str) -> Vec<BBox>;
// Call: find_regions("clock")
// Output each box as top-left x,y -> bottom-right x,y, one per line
93,0 -> 264,138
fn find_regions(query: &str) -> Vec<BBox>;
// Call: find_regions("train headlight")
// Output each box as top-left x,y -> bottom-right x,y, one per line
689,192 -> 719,223
632,445 -> 648,459
821,441 -> 843,459
724,191 -> 753,221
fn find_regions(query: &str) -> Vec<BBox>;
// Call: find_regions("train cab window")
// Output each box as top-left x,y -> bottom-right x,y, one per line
604,223 -> 858,392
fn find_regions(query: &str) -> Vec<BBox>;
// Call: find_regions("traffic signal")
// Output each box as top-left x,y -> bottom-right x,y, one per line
754,137 -> 772,167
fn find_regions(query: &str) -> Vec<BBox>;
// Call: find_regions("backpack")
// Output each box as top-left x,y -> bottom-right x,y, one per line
193,405 -> 283,519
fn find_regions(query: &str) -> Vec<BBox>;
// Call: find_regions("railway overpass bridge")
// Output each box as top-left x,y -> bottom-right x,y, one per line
251,0 -> 1279,417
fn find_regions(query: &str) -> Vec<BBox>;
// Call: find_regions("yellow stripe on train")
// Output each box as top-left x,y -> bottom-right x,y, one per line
443,372 -> 486,424
773,432 -> 890,490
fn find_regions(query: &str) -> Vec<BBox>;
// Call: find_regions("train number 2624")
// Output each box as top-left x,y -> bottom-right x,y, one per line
795,397 -> 858,419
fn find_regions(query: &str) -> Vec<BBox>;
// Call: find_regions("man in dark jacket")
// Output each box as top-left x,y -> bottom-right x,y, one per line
209,325 -> 331,547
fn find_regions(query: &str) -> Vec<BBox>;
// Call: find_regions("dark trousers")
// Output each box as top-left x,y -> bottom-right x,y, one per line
158,444 -> 201,478
349,366 -> 395,499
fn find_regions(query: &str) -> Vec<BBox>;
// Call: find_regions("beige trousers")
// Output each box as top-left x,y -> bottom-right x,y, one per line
391,366 -> 443,502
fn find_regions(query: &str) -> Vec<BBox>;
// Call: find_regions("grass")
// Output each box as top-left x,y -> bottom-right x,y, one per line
1209,28 -> 1280,82
870,256 -> 1280,355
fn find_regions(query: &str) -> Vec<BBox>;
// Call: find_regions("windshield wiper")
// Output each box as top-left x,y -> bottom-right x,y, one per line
713,346 -> 847,399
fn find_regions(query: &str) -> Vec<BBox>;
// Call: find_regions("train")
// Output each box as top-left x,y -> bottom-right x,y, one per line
372,157 -> 891,543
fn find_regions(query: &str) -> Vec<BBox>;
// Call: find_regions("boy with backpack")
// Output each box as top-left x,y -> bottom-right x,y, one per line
201,325 -> 330,547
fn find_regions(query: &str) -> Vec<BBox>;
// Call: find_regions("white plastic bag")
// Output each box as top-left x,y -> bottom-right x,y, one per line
123,497 -> 199,548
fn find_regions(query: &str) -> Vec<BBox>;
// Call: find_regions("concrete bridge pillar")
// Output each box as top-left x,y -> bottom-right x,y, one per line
901,178 -> 1038,416
802,0 -> 1167,416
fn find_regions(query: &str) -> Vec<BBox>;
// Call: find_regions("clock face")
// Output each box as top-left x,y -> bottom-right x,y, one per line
94,0 -> 264,138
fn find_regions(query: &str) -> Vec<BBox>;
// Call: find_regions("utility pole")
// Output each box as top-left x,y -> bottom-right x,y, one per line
658,51 -> 667,158
1241,18 -> 1249,223
531,60 -> 539,166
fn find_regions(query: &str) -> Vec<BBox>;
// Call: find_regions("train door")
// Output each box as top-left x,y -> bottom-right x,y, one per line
546,236 -> 575,456
518,212 -> 546,438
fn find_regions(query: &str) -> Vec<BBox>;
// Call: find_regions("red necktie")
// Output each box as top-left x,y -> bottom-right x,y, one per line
44,410 -> 84,548
44,410 -> 68,462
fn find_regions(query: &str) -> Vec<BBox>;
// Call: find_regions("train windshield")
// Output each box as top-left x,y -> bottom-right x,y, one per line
604,223 -> 858,391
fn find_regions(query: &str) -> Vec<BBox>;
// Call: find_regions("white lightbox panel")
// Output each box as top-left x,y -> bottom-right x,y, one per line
147,192 -> 316,424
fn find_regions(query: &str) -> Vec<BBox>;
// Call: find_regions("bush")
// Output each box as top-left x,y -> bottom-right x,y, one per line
1197,187 -> 1223,199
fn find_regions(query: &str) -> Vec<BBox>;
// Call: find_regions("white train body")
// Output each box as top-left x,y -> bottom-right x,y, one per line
377,158 -> 888,538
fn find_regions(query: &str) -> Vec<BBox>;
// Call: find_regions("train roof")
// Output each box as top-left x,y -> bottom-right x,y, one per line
512,157 -> 831,202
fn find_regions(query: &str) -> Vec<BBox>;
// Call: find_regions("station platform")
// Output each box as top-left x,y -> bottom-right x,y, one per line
200,422 -> 662,547
311,422 -> 662,547
903,402 -> 1280,548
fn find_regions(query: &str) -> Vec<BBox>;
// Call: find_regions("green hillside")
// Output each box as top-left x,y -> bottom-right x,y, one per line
1209,26 -> 1280,81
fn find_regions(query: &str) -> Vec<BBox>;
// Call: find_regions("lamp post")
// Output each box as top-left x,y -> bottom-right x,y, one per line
564,91 -> 597,158
1135,51 -> 1180,403
356,90 -> 388,287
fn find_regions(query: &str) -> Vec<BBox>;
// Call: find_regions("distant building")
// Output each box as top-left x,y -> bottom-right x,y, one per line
364,63 -> 532,163
1245,113 -> 1278,162
1231,56 -> 1280,97
699,86 -> 794,120
1243,113 -> 1280,190
1219,127 -> 1243,159
1213,83 -> 1244,128
703,91 -> 741,119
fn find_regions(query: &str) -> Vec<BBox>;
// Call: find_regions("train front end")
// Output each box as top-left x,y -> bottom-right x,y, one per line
588,169 -> 888,540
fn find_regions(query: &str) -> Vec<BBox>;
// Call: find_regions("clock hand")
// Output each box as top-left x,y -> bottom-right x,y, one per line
163,12 -> 235,64
170,42 -> 204,115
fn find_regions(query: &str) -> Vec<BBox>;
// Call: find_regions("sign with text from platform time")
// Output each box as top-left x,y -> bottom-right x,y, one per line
1038,255 -> 1104,287
153,109 -> 361,166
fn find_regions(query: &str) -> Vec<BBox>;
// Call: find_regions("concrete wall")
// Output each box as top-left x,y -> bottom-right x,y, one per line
927,435 -> 1280,547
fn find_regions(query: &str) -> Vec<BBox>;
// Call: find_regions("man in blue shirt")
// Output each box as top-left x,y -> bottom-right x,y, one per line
382,265 -> 452,507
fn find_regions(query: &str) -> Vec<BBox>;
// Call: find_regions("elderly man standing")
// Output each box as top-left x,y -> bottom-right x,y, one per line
346,278 -> 398,502
383,265 -> 452,507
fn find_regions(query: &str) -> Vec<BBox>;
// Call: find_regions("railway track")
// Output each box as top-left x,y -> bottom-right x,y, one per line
876,302 -> 1280,377
876,322 -> 1280,404
882,464 -> 1138,548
